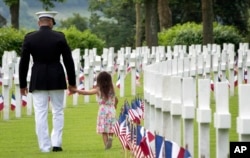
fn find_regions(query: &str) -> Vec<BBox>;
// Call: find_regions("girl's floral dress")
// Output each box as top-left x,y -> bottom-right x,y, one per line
96,92 -> 116,134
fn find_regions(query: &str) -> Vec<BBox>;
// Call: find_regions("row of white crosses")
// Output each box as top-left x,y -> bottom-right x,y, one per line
3,43 -> 249,120
81,45 -> 166,99
161,43 -> 238,95
59,47 -> 117,106
236,43 -> 250,142
114,43 -> 238,98
68,47 -> 123,105
113,42 -> 241,99
114,46 -> 166,97
116,47 -> 143,97
1,47 -> 133,120
1,50 -> 33,120
72,47 -> 116,104
143,43 -> 250,158
2,50 -> 18,120
1,49 -> 78,119
1,49 -> 87,120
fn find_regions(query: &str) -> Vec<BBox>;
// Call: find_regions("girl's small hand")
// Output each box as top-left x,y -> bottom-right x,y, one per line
72,88 -> 78,92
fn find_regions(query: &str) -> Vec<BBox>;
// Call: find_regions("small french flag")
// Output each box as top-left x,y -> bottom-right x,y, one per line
22,95 -> 27,107
10,93 -> 16,111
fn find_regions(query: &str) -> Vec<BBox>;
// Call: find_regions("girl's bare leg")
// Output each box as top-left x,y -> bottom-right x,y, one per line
102,133 -> 108,147
105,133 -> 113,149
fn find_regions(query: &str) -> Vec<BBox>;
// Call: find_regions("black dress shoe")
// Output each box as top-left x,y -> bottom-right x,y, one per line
52,147 -> 63,152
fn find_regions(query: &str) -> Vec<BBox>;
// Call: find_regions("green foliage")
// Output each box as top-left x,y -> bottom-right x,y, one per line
3,0 -> 19,6
59,13 -> 89,32
169,0 -> 250,34
0,27 -> 105,66
158,22 -> 202,46
0,27 -> 24,64
213,23 -> 244,46
158,22 -> 245,47
169,0 -> 202,24
213,0 -> 249,33
88,0 -> 136,51
60,26 -> 105,56
39,0 -> 65,10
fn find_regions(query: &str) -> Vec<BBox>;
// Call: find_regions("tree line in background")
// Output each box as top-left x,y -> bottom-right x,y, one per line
1,0 -> 250,51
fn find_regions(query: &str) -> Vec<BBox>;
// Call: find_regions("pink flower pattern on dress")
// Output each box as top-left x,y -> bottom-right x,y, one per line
96,92 -> 116,134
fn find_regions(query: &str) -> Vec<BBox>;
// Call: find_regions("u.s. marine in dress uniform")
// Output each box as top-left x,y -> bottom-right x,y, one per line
19,11 -> 76,153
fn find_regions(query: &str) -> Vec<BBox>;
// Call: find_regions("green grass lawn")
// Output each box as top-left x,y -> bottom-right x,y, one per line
0,73 -> 239,158
0,97 -> 126,158
0,73 -> 143,158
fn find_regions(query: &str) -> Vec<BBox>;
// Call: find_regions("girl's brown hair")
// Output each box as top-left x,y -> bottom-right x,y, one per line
96,71 -> 114,99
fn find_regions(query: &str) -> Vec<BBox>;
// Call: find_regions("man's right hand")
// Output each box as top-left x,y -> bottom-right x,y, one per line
20,88 -> 28,96
68,85 -> 77,94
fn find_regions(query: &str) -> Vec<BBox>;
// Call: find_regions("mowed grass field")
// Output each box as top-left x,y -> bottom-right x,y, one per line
0,73 -> 239,158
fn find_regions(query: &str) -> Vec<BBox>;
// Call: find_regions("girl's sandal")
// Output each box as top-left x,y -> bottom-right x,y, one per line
105,137 -> 113,150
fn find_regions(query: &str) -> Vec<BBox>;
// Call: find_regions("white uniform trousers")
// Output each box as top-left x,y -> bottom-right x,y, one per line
32,90 -> 65,152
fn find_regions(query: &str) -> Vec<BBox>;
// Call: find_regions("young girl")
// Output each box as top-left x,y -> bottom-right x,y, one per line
73,71 -> 118,150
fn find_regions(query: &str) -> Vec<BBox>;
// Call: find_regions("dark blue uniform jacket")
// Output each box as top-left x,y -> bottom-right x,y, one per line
19,26 -> 76,92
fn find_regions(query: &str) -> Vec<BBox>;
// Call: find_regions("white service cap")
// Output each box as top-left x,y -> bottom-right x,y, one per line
35,11 -> 58,18
35,11 -> 58,25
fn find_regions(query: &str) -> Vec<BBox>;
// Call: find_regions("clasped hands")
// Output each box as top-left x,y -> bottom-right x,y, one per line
68,85 -> 78,95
